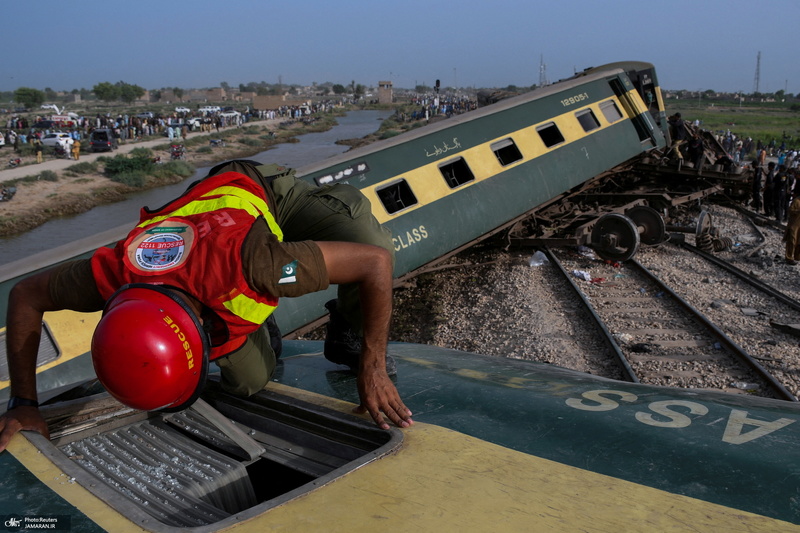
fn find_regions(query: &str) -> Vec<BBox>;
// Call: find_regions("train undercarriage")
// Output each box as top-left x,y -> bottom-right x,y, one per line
505,133 -> 753,263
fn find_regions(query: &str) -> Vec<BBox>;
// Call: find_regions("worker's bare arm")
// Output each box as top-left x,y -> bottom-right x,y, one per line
315,241 -> 413,429
0,270 -> 62,451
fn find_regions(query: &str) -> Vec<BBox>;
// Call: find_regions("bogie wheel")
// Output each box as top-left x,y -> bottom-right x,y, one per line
626,205 -> 666,245
590,213 -> 641,262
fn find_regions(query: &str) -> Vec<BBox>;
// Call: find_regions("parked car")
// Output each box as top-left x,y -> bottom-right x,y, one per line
136,112 -> 155,119
198,106 -> 221,114
89,129 -> 118,152
32,120 -> 56,129
185,117 -> 204,129
41,132 -> 73,147
174,106 -> 191,113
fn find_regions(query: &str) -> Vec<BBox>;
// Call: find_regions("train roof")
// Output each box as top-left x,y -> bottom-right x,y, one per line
4,340 -> 799,531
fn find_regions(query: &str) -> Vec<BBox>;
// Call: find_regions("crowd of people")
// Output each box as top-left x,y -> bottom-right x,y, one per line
749,153 -> 800,264
1,102 -> 344,160
0,104 -> 322,162
668,112 -> 800,264
403,95 -> 477,121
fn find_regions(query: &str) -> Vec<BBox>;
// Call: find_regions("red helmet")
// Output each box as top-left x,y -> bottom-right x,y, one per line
91,284 -> 209,412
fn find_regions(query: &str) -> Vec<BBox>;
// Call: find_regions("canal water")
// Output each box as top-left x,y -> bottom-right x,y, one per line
0,110 -> 391,260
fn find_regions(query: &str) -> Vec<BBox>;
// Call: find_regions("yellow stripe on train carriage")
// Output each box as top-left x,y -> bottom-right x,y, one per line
360,92 -> 647,225
0,310 -> 101,392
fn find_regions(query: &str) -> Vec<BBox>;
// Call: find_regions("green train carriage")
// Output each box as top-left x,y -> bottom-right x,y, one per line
277,61 -> 669,334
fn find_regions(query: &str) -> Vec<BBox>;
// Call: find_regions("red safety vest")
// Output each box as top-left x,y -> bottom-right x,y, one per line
92,171 -> 284,359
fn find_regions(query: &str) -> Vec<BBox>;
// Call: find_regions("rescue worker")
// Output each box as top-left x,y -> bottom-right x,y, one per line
667,112 -> 689,161
71,138 -> 81,161
0,160 -> 413,452
33,137 -> 43,164
785,193 -> 800,265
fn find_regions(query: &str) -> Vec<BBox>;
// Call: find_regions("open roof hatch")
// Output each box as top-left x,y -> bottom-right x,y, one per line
44,378 -> 403,531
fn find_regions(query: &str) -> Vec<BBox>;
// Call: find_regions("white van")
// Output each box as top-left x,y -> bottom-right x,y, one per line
198,106 -> 221,115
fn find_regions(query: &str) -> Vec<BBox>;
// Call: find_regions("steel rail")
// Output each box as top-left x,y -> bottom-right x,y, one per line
630,258 -> 797,401
543,247 -> 639,382
678,242 -> 800,314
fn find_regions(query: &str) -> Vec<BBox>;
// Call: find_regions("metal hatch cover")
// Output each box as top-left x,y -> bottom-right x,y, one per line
0,322 -> 61,381
48,379 -> 402,531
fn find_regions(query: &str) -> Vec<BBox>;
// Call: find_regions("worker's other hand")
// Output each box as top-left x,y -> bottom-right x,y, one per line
0,406 -> 50,453
355,369 -> 413,430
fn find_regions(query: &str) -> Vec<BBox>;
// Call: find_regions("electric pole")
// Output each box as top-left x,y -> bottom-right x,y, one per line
753,51 -> 761,93
539,55 -> 547,88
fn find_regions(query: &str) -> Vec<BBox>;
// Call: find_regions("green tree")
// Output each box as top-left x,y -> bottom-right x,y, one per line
117,81 -> 145,103
174,87 -> 184,101
14,87 -> 45,108
14,87 -> 44,108
332,84 -> 346,95
94,82 -> 120,102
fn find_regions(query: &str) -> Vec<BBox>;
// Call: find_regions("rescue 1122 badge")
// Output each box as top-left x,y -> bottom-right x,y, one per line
125,219 -> 196,274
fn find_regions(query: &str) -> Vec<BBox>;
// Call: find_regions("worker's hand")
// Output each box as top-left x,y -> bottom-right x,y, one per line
355,369 -> 413,430
0,407 -> 50,453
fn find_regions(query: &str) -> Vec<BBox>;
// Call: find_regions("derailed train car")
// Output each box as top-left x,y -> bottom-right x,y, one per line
277,61 -> 672,334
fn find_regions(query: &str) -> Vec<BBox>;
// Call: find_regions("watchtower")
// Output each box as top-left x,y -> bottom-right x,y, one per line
378,81 -> 393,104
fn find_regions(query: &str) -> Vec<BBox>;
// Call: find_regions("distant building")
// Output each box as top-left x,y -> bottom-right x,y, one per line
236,91 -> 256,103
378,81 -> 393,104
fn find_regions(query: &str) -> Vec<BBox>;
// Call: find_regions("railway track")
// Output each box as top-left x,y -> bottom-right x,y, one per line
388,201 -> 800,402
548,246 -> 797,401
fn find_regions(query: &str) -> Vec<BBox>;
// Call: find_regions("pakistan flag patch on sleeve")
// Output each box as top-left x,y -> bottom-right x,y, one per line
278,260 -> 298,284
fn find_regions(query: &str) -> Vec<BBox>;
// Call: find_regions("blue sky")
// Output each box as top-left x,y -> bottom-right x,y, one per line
4,0 -> 798,95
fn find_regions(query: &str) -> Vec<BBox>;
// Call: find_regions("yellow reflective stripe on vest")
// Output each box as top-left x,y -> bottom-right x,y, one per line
207,186 -> 283,241
223,293 -> 276,324
138,185 -> 283,241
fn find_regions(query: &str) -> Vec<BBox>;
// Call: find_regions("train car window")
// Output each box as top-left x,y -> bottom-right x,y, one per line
439,157 -> 475,189
600,100 -> 623,123
490,138 -> 523,166
537,122 -> 565,148
376,179 -> 418,214
575,109 -> 600,132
